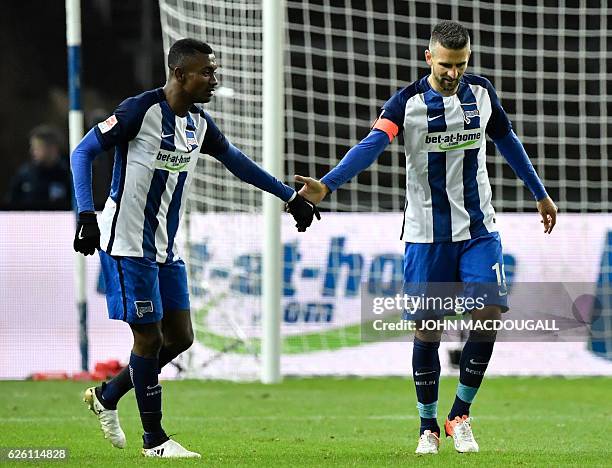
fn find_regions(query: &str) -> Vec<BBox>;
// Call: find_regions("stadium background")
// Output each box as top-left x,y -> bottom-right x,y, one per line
0,0 -> 610,378
1,1 -> 611,465
0,0 -> 609,211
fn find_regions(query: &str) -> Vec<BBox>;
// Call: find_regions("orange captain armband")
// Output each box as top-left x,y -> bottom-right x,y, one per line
372,117 -> 399,142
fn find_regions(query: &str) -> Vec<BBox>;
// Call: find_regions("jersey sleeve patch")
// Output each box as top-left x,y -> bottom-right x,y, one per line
97,115 -> 118,134
372,116 -> 399,142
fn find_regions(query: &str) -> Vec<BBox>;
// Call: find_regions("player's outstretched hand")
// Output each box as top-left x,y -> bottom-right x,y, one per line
286,194 -> 321,232
73,211 -> 101,255
294,175 -> 329,205
537,196 -> 558,234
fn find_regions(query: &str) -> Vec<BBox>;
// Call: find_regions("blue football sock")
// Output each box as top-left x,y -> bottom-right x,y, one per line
99,375 -> 130,410
129,352 -> 168,447
449,331 -> 495,420
101,347 -> 177,408
412,337 -> 441,435
96,382 -> 120,410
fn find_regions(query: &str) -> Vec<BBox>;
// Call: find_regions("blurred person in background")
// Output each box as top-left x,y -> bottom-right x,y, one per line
6,124 -> 71,210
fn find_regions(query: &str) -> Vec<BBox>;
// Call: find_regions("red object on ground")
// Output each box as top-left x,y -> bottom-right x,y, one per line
89,370 -> 108,381
30,372 -> 69,381
93,360 -> 125,378
32,360 -> 125,382
71,371 -> 93,381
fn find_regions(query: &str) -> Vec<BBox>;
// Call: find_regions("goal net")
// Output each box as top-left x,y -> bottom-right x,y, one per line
158,0 -> 612,378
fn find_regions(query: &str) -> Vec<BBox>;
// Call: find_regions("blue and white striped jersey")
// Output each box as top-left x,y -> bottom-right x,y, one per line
376,74 -> 512,243
94,88 -> 228,263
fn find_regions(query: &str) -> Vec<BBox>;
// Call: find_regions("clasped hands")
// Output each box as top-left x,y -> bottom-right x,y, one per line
285,175 -> 328,232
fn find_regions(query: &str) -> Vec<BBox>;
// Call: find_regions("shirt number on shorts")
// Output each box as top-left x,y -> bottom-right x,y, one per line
491,262 -> 508,296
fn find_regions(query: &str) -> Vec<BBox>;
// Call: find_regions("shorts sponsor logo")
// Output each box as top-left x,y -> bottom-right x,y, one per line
135,300 -> 154,318
97,115 -> 118,134
155,150 -> 191,172
424,129 -> 482,152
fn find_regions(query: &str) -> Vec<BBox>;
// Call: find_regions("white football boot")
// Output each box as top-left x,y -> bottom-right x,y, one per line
142,439 -> 201,458
415,429 -> 440,454
445,415 -> 479,453
83,386 -> 126,449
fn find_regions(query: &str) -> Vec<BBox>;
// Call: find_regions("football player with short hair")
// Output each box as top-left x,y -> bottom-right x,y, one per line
71,38 -> 318,458
295,20 -> 557,454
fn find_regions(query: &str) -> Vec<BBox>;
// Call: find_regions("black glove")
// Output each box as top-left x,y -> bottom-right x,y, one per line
73,211 -> 101,256
286,194 -> 321,232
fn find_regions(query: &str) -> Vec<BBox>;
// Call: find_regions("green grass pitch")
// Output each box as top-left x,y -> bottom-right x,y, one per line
1,377 -> 610,466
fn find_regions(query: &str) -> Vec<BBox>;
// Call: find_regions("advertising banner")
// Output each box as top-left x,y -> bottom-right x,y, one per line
0,212 -> 611,379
